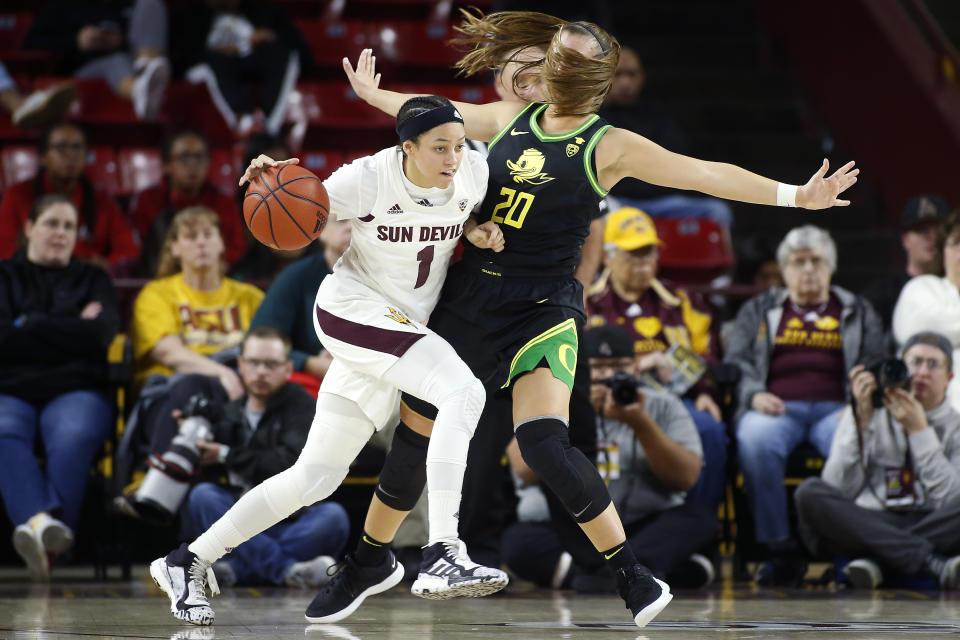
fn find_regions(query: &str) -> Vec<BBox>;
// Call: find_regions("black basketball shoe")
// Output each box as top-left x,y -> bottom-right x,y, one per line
304,551 -> 404,623
615,563 -> 673,627
411,539 -> 508,599
150,543 -> 220,626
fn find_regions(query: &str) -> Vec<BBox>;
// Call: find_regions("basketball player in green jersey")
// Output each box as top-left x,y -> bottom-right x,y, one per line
326,10 -> 858,628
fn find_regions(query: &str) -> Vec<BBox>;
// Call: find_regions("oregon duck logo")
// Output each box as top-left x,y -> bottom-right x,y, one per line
506,149 -> 554,185
385,307 -> 413,326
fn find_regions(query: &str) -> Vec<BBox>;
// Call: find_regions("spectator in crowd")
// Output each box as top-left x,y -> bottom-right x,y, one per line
501,325 -> 715,590
0,123 -> 139,269
0,62 -> 75,130
249,215 -> 351,383
862,195 -> 949,332
795,332 -> 960,590
0,195 -> 118,580
598,46 -> 732,228
725,224 -> 885,585
131,129 -> 246,275
24,0 -> 170,121
587,207 -> 726,509
186,327 -> 350,588
229,134 -> 320,283
893,210 -> 960,412
171,0 -> 310,137
128,206 -> 263,458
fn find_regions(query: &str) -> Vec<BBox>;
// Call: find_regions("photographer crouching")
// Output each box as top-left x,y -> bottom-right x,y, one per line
131,327 -> 350,588
795,331 -> 960,589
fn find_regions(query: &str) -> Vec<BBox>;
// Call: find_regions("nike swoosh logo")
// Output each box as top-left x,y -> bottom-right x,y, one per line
536,298 -> 548,304
572,501 -> 593,518
604,547 -> 623,560
510,129 -> 528,136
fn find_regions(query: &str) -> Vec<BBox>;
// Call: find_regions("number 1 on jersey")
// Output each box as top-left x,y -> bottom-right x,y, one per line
490,187 -> 535,229
415,244 -> 435,289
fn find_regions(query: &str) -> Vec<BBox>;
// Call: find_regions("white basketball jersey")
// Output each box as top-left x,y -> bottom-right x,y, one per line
331,147 -> 487,323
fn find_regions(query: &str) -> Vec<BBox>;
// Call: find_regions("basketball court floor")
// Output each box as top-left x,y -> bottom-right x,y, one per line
2,565 -> 959,639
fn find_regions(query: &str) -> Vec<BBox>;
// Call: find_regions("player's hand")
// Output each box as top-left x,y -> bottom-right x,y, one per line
797,158 -> 859,209
751,391 -> 785,415
238,154 -> 299,187
466,220 -> 505,252
343,48 -> 381,102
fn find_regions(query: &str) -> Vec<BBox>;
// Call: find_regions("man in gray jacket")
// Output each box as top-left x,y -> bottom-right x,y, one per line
795,331 -> 960,589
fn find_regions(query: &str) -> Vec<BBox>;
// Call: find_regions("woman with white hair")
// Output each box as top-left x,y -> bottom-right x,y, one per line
724,224 -> 885,586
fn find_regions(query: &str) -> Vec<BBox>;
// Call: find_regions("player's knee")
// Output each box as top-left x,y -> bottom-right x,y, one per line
289,460 -> 350,507
375,422 -> 428,511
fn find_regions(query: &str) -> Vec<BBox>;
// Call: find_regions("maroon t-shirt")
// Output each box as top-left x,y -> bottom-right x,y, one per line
767,295 -> 845,402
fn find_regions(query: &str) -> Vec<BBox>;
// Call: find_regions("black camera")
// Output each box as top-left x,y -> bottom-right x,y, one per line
131,394 -> 222,523
865,357 -> 912,408
600,372 -> 641,406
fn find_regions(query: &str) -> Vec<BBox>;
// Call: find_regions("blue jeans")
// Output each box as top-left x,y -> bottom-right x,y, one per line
187,482 -> 350,585
682,399 -> 727,511
0,391 -> 113,528
736,400 -> 844,543
613,195 -> 734,229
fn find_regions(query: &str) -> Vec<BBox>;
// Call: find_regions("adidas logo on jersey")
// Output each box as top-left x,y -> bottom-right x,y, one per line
416,199 -> 433,207
387,203 -> 404,214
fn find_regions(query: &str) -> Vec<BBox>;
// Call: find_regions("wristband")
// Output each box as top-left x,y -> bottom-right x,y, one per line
218,445 -> 230,464
777,183 -> 798,207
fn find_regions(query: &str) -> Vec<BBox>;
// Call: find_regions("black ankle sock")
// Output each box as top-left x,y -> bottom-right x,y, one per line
355,531 -> 390,567
601,542 -> 638,574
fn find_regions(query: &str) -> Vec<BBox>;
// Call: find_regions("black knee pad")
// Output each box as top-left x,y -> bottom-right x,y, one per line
375,422 -> 429,511
515,418 -> 610,523
400,393 -> 438,422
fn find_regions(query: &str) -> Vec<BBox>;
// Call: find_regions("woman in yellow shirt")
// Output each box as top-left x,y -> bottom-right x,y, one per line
130,206 -> 263,454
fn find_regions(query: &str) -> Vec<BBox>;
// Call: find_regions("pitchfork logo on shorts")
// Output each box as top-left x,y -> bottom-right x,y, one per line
385,307 -> 414,326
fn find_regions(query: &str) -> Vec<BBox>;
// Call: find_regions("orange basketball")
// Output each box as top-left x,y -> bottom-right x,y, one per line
243,164 -> 329,250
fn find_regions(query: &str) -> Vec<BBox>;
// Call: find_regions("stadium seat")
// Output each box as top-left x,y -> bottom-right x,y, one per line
33,77 -> 136,124
86,146 -> 121,197
343,149 -> 379,164
654,217 -> 735,284
297,82 -> 395,129
388,82 -> 499,104
300,150 -> 346,180
1,144 -> 38,187
297,19 -> 375,69
117,148 -> 163,195
377,21 -> 462,68
208,148 -> 238,195
0,12 -> 32,51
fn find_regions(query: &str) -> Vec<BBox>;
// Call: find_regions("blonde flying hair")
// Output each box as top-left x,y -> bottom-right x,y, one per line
452,9 -> 620,117
155,206 -> 225,278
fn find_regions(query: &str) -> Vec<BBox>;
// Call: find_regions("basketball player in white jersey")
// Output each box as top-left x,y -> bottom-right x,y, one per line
150,95 -> 508,627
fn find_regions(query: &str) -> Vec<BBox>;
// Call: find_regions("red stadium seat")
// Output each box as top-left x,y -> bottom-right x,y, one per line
654,217 -> 735,284
388,83 -> 500,104
343,149 -> 379,164
86,146 -> 120,197
0,12 -> 33,51
117,147 -> 163,195
297,82 -> 395,129
208,148 -> 238,195
297,19 -> 375,69
33,77 -> 136,124
377,22 -> 462,68
300,150 -> 346,180
1,145 -> 38,186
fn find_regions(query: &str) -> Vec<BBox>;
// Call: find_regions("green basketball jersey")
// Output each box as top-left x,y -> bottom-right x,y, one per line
465,102 -> 612,277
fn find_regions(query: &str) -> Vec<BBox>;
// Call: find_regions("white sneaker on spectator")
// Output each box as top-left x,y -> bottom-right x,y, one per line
12,84 -> 76,129
844,558 -> 883,589
13,520 -> 48,581
35,512 -> 73,555
284,555 -> 337,589
132,57 -> 170,121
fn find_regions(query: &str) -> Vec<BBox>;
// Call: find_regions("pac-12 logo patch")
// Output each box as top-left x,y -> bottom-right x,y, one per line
458,198 -> 469,212
385,307 -> 413,326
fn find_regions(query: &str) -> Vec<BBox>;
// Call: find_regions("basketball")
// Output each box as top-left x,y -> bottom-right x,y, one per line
243,164 -> 329,250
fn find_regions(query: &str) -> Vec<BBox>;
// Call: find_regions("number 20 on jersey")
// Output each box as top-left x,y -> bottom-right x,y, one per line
490,187 -> 535,229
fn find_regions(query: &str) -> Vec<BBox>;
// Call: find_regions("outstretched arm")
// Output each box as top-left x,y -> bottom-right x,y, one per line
596,127 -> 859,210
343,48 -> 523,143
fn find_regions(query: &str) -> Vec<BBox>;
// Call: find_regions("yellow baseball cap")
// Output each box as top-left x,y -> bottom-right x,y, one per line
604,207 -> 662,251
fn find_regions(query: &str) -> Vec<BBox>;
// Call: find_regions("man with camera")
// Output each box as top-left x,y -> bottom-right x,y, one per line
501,325 -> 717,589
795,331 -> 960,589
170,326 -> 349,588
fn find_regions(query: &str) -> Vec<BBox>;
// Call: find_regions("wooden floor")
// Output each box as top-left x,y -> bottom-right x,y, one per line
2,565 -> 960,639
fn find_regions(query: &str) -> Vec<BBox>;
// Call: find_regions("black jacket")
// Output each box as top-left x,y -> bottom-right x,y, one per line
25,0 -> 134,74
0,253 -> 118,403
211,382 -> 315,488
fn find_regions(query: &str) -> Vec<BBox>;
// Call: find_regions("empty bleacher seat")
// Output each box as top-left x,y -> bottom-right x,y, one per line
86,147 -> 120,197
117,148 -> 163,195
655,217 -> 735,284
300,150 -> 347,180
297,19 -> 376,69
297,82 -> 395,129
208,149 -> 238,195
